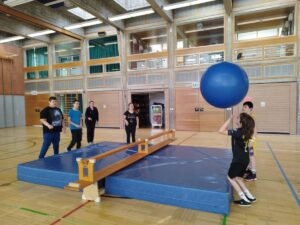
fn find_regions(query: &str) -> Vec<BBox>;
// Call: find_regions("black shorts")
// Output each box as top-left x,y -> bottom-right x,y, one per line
228,162 -> 248,179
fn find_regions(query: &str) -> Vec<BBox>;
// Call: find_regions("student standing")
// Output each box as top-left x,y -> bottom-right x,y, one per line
242,101 -> 257,181
66,100 -> 82,151
85,101 -> 99,144
39,96 -> 65,159
218,113 -> 256,206
124,103 -> 139,144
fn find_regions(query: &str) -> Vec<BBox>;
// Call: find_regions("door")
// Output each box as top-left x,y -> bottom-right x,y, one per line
175,88 -> 225,131
88,91 -> 122,128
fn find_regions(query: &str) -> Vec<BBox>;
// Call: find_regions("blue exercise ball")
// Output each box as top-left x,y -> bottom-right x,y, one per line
200,62 -> 249,108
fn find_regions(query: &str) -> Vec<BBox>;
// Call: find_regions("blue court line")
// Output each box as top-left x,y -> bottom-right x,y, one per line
266,142 -> 300,206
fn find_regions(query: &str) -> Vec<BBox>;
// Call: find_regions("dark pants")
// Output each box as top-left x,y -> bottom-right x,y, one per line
86,121 -> 96,143
125,124 -> 136,144
39,132 -> 60,159
67,129 -> 82,151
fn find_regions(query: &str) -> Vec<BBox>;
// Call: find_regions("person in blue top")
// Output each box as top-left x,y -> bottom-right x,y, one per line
66,99 -> 82,151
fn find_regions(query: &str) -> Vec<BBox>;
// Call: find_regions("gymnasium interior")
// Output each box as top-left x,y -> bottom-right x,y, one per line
0,0 -> 299,224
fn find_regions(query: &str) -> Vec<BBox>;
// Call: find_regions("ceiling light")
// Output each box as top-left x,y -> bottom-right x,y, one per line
28,29 -> 55,37
4,0 -> 34,7
163,0 -> 215,11
185,25 -> 224,34
140,34 -> 167,40
44,0 -> 65,6
0,36 -> 25,43
68,7 -> 95,20
65,20 -> 102,30
109,8 -> 154,21
55,49 -> 67,53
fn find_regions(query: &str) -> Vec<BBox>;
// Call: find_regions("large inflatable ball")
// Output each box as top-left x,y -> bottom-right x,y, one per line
200,62 -> 249,108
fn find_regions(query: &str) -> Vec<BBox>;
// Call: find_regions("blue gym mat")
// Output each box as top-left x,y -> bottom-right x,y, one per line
17,142 -> 232,215
105,145 -> 232,215
17,142 -> 138,188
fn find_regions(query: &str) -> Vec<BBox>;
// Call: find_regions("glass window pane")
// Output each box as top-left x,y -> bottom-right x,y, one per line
235,7 -> 295,41
176,18 -> 224,48
106,63 -> 120,72
26,72 -> 36,79
39,70 -> 48,79
54,42 -> 81,64
26,47 -> 48,67
129,28 -> 167,54
90,65 -> 103,74
89,36 -> 119,59
199,52 -> 224,64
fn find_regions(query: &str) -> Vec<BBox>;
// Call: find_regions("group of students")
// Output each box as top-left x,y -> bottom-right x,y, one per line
38,97 -> 139,159
38,97 -> 99,159
218,100 -> 258,207
38,96 -> 257,207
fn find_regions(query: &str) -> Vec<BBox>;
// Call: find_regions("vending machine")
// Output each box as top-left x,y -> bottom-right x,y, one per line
151,105 -> 163,128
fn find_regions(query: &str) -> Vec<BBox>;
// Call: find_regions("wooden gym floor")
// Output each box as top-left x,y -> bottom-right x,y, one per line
0,127 -> 299,225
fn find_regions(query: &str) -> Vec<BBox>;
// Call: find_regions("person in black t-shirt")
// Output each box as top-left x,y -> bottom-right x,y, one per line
39,96 -> 65,158
219,112 -> 256,207
123,103 -> 139,144
85,101 -> 99,144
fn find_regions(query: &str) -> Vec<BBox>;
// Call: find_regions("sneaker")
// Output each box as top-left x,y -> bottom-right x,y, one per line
233,199 -> 251,207
246,195 -> 257,203
244,173 -> 257,181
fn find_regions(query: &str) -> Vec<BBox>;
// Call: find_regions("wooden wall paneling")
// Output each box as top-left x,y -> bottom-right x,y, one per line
127,51 -> 168,61
0,44 -> 24,95
25,94 -> 50,126
13,47 -> 24,95
87,91 -> 122,128
87,57 -> 121,66
0,60 -> 3,95
2,59 -> 13,95
289,82 -> 297,134
234,83 -> 297,134
198,93 -> 225,132
175,88 -> 200,131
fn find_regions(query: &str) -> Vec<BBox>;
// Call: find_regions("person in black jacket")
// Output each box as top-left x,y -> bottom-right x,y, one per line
85,101 -> 99,144
124,103 -> 139,144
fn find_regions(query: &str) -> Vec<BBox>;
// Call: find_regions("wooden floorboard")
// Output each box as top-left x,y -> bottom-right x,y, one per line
0,127 -> 299,225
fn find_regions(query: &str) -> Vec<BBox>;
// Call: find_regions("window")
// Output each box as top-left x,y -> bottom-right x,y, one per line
26,46 -> 48,67
89,36 -> 119,59
90,65 -> 103,74
106,63 -> 120,72
25,70 -> 49,79
129,58 -> 167,70
55,67 -> 82,77
176,18 -> 224,48
54,42 -> 81,64
235,7 -> 295,41
129,28 -> 167,54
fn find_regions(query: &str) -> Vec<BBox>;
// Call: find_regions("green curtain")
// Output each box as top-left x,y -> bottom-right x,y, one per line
26,72 -> 36,79
35,47 -> 48,66
26,47 -> 48,67
26,49 -> 35,67
90,65 -> 103,74
106,63 -> 120,72
89,36 -> 119,59
39,70 -> 48,78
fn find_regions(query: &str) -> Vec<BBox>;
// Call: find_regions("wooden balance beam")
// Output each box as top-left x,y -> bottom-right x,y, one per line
65,130 -> 175,202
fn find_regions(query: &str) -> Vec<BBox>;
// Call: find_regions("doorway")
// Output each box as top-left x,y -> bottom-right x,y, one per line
131,91 -> 165,128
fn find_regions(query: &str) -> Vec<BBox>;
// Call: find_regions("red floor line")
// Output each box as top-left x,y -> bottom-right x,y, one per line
49,200 -> 90,225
